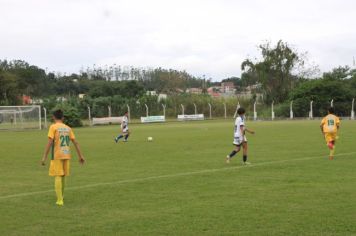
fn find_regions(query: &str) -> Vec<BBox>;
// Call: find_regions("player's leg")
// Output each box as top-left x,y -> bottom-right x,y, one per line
124,130 -> 130,141
325,133 -> 336,160
329,140 -> 336,160
62,160 -> 70,199
49,160 -> 65,206
115,133 -> 124,143
226,144 -> 241,163
242,142 -> 250,165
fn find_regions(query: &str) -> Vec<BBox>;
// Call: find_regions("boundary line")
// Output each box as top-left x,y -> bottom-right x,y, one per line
0,151 -> 355,200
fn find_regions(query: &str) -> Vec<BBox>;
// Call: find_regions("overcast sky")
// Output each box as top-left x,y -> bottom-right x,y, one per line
1,0 -> 356,80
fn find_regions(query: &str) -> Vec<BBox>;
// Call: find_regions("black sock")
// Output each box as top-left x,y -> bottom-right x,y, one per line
243,155 -> 247,162
124,134 -> 129,140
229,150 -> 237,158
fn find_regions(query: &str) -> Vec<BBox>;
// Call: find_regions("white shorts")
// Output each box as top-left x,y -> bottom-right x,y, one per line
233,136 -> 247,146
123,127 -> 129,133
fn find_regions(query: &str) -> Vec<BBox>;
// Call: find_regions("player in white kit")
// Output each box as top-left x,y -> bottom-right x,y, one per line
114,112 -> 130,143
226,107 -> 255,164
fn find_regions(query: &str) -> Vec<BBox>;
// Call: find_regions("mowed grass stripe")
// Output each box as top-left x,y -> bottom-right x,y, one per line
1,151 -> 355,200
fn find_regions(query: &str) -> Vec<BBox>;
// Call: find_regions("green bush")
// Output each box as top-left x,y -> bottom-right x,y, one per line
52,103 -> 83,127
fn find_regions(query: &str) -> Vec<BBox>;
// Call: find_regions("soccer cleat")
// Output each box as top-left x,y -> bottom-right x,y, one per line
56,200 -> 64,206
114,138 -> 118,143
329,156 -> 334,160
123,139 -> 128,142
243,161 -> 251,165
226,155 -> 231,164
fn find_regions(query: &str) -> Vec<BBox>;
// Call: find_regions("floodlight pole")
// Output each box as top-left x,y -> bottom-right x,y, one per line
351,98 -> 355,120
193,103 -> 197,115
180,104 -> 185,115
290,101 -> 293,119
87,106 -> 92,126
145,104 -> 149,117
271,101 -> 275,121
309,101 -> 313,119
208,103 -> 212,119
43,107 -> 47,128
223,103 -> 227,119
253,101 -> 257,121
330,99 -> 334,107
162,104 -> 166,117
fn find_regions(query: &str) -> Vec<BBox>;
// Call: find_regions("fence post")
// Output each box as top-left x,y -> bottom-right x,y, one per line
309,101 -> 313,119
208,103 -> 212,119
180,104 -> 185,115
290,101 -> 293,119
43,107 -> 47,129
87,106 -> 92,126
193,103 -> 197,115
351,98 -> 355,120
271,101 -> 275,121
223,103 -> 227,119
253,101 -> 257,121
126,104 -> 131,122
162,104 -> 166,117
144,104 -> 149,117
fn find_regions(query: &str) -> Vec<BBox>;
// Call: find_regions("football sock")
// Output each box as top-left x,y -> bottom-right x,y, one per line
61,177 -> 65,199
55,176 -> 63,202
116,134 -> 123,140
330,146 -> 335,157
124,134 -> 129,140
229,150 -> 237,158
243,155 -> 247,162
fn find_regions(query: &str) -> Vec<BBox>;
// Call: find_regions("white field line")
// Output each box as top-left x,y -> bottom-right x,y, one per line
0,151 -> 355,200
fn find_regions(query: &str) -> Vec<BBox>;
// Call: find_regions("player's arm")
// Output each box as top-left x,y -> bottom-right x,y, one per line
320,119 -> 325,135
41,138 -> 53,165
71,139 -> 85,165
245,128 -> 255,134
240,125 -> 245,136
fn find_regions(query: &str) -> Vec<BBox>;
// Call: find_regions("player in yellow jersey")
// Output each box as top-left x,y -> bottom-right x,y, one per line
41,109 -> 85,206
320,107 -> 340,160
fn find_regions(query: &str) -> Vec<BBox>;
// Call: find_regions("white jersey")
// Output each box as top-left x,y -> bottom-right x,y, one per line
233,116 -> 246,145
121,116 -> 129,132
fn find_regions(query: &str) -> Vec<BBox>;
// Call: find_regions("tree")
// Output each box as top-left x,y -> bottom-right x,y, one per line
241,40 -> 304,104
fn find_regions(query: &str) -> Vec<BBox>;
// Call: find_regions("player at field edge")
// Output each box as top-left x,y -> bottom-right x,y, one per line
226,107 -> 255,165
115,111 -> 130,143
320,107 -> 340,160
41,109 -> 85,206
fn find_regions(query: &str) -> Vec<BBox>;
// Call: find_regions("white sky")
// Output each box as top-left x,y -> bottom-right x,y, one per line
1,0 -> 356,80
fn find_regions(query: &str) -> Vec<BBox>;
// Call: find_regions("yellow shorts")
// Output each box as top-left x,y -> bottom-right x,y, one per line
49,159 -> 70,176
324,133 -> 337,143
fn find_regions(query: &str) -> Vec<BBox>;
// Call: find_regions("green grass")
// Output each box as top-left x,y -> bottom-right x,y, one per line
0,120 -> 355,235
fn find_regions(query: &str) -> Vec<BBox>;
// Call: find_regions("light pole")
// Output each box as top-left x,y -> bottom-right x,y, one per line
253,101 -> 257,121
193,103 -> 197,115
43,107 -> 47,128
208,103 -> 212,119
180,104 -> 185,115
126,104 -> 130,122
223,103 -> 227,119
309,101 -> 313,119
351,98 -> 355,120
87,106 -> 92,126
144,104 -> 149,117
108,106 -> 112,117
330,99 -> 334,107
290,101 -> 293,119
162,104 -> 166,117
271,101 -> 275,121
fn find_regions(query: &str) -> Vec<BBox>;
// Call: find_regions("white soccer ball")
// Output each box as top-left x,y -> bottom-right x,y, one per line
147,137 -> 153,142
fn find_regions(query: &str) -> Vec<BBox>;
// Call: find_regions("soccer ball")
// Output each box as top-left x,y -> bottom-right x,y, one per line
147,137 -> 153,142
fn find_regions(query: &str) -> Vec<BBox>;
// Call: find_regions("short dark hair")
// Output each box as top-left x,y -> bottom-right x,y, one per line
237,107 -> 245,115
53,109 -> 64,120
328,107 -> 335,114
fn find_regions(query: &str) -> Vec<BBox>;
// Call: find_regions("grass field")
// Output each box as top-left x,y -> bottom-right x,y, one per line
0,120 -> 355,235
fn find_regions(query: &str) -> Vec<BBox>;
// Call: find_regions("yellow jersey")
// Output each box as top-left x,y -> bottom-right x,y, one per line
48,122 -> 75,160
321,114 -> 340,134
